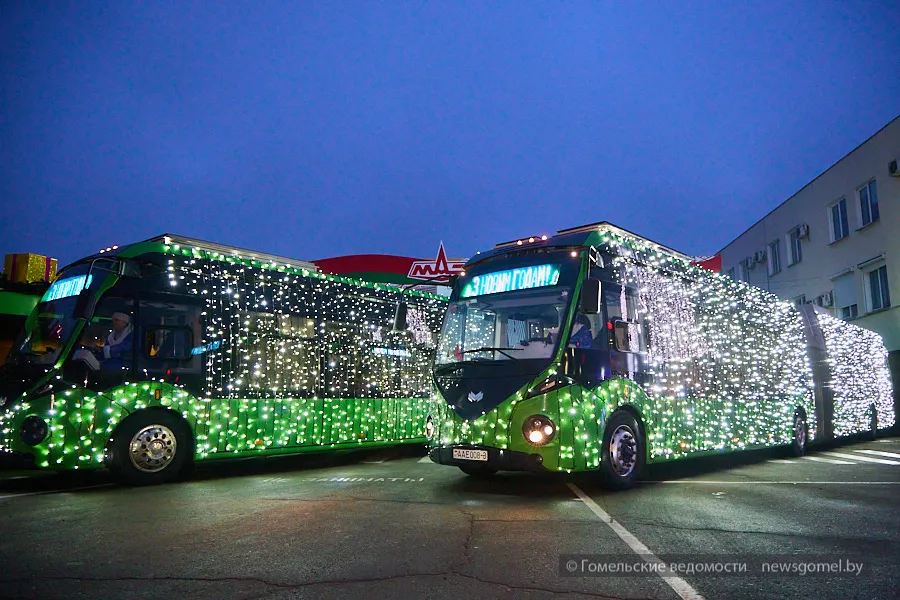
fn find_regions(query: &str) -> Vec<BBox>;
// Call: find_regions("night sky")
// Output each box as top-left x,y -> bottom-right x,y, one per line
2,2 -> 899,269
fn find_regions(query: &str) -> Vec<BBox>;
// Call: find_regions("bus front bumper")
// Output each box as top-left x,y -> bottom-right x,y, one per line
0,449 -> 37,469
429,444 -> 548,472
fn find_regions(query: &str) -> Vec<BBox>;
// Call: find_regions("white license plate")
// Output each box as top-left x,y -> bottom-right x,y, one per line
453,448 -> 488,462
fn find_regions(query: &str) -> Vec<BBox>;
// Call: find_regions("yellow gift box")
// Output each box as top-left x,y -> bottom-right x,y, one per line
4,253 -> 58,284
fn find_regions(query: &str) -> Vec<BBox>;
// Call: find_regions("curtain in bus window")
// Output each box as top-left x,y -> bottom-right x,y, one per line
239,311 -> 319,397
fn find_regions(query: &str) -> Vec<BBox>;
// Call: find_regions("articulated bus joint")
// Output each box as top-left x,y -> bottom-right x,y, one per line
429,445 -> 548,473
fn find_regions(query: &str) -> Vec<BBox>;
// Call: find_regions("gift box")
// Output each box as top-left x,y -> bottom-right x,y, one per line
4,253 -> 58,284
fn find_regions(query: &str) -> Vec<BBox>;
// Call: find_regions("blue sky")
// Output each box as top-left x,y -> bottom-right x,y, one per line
2,1 -> 899,268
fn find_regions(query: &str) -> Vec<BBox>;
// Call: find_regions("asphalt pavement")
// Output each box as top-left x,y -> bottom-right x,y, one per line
1,436 -> 898,600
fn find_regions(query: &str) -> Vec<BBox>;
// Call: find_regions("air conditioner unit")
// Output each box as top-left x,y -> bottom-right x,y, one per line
796,224 -> 809,238
754,250 -> 767,264
890,158 -> 900,177
820,291 -> 834,307
745,256 -> 756,269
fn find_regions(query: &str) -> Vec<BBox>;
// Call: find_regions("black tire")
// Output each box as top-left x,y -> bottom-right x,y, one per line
600,410 -> 645,490
105,409 -> 193,486
458,465 -> 498,478
790,411 -> 808,457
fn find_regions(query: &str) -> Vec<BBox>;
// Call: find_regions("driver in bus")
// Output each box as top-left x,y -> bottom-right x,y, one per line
73,312 -> 134,371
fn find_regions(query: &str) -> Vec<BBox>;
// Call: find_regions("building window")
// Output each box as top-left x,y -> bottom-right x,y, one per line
831,272 -> 857,321
792,295 -> 806,308
768,240 -> 781,275
727,267 -> 735,281
840,304 -> 858,320
829,198 -> 849,242
858,180 -> 879,227
788,228 -> 802,265
868,265 -> 890,311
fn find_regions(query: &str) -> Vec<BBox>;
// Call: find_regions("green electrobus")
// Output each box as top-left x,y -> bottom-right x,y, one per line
0,235 -> 446,484
426,222 -> 895,488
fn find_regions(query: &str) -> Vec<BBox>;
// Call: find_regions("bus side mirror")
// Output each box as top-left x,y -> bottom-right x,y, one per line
580,279 -> 601,315
73,291 -> 98,321
392,302 -> 408,331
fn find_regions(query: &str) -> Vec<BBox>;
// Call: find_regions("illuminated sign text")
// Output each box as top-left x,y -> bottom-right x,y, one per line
461,264 -> 560,297
41,275 -> 93,302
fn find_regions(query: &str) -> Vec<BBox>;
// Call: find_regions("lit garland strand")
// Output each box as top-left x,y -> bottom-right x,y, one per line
817,312 -> 895,434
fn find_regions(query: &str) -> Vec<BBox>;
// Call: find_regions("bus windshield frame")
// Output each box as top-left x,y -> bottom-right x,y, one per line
435,250 -> 582,373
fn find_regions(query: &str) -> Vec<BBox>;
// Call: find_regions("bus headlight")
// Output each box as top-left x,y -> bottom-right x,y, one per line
20,416 -> 49,446
425,415 -> 435,440
522,415 -> 556,446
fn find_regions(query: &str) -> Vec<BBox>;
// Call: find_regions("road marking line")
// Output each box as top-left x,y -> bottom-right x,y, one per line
776,460 -> 797,464
567,483 -> 705,600
802,455 -> 855,465
876,439 -> 897,443
0,484 -> 112,500
418,456 -> 433,464
655,481 -> 900,485
824,452 -> 900,465
854,449 -> 900,460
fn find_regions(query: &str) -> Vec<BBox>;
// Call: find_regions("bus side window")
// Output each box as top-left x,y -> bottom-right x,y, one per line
144,328 -> 193,360
612,319 -> 647,353
137,301 -> 202,379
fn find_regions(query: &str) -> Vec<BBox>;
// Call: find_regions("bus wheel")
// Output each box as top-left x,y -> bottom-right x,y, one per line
790,411 -> 808,457
459,465 -> 497,478
600,411 -> 645,490
106,410 -> 192,486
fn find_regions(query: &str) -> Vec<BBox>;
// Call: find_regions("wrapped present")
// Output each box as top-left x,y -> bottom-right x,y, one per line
4,253 -> 58,284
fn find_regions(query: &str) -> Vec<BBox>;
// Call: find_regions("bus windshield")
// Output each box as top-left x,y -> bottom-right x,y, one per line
5,265 -> 97,367
435,254 -> 580,367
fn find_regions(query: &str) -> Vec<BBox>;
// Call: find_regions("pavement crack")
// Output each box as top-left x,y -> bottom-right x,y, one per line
456,507 -> 477,571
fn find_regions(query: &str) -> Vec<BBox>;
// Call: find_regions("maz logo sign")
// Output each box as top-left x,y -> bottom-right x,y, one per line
408,243 -> 466,284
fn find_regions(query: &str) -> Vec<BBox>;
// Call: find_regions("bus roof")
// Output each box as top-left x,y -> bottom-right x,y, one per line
144,234 -> 321,272
470,221 -> 692,266
74,233 -> 320,273
63,234 -> 444,300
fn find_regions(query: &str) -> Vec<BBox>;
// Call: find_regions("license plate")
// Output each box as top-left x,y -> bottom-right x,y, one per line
453,448 -> 488,462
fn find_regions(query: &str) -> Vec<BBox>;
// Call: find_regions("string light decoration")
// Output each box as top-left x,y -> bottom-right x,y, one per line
0,240 -> 446,471
431,224 -> 892,472
816,311 -> 895,434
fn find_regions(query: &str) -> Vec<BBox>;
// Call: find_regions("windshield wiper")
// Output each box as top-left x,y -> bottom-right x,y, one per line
434,358 -> 507,374
462,347 -> 521,361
